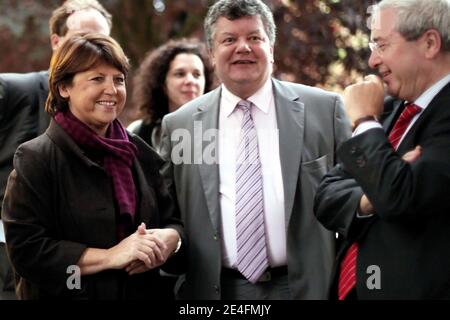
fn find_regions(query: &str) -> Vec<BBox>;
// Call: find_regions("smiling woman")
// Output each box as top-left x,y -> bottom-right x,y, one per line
2,34 -> 185,300
127,38 -> 215,153
57,63 -> 126,136
46,34 -> 129,135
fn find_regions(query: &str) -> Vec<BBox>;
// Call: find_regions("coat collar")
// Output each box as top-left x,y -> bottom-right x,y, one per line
272,79 -> 305,226
46,119 -> 100,169
396,81 -> 450,154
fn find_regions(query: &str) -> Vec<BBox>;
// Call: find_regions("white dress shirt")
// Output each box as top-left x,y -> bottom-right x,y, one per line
218,78 -> 286,269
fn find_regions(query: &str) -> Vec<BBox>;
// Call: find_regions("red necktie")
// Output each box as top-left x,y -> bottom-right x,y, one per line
388,103 -> 422,149
338,103 -> 422,300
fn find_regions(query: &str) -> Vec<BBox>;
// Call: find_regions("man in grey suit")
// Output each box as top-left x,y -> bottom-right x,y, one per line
160,0 -> 351,300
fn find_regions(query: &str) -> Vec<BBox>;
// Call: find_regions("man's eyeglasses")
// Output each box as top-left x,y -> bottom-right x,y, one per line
368,41 -> 389,56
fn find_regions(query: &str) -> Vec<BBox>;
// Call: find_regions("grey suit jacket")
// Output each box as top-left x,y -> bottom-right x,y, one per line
160,78 -> 351,299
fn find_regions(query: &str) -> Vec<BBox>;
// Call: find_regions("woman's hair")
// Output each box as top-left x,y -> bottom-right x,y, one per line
46,33 -> 130,115
132,38 -> 214,123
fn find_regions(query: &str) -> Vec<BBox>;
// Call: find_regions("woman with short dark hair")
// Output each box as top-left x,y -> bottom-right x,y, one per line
2,33 -> 184,300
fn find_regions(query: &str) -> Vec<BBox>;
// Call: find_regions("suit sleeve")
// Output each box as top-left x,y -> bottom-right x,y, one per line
314,96 -> 364,239
339,124 -> 450,221
2,144 -> 87,295
0,75 -> 7,140
0,74 -> 43,214
315,105 -> 450,240
158,116 -> 187,274
314,162 -> 367,240
0,76 -> 11,214
333,94 -> 352,158
159,116 -> 175,195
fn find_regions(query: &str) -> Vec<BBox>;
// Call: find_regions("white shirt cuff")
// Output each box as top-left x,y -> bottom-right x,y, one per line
356,212 -> 374,218
352,121 -> 383,137
0,220 -> 5,243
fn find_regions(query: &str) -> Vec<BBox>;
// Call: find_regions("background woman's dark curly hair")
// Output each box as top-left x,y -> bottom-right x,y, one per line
132,38 -> 215,124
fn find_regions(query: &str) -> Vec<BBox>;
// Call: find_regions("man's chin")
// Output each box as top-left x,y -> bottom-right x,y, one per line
230,76 -> 254,83
385,84 -> 398,99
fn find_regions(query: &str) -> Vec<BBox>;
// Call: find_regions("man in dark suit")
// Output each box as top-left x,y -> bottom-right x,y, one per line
314,0 -> 450,299
0,0 -> 112,298
160,0 -> 351,299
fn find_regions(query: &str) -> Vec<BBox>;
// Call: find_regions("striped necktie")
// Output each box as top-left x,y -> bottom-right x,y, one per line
338,102 -> 422,300
388,103 -> 422,149
235,100 -> 269,284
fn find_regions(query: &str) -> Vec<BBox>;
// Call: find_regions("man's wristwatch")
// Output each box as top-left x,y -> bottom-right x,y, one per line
352,115 -> 378,131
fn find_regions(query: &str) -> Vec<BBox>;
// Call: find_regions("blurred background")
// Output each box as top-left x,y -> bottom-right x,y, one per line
0,0 -> 377,124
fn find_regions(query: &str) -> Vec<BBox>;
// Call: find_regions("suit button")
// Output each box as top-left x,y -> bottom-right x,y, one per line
214,285 -> 220,294
213,233 -> 218,241
356,156 -> 366,167
350,146 -> 357,154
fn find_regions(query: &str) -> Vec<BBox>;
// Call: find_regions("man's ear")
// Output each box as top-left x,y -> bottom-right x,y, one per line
423,29 -> 442,59
208,48 -> 216,68
50,34 -> 61,51
270,45 -> 274,64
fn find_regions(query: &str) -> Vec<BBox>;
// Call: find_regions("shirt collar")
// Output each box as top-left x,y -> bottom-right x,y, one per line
411,73 -> 450,110
221,78 -> 273,117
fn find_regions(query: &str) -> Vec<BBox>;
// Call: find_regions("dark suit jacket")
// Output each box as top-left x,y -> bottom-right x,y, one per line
160,78 -> 351,299
0,71 -> 50,214
314,83 -> 450,299
2,120 -> 184,300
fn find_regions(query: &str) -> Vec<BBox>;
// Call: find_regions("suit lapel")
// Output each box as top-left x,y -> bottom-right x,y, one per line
272,79 -> 304,226
196,80 -> 307,229
193,87 -> 221,231
382,99 -> 404,133
397,82 -> 450,154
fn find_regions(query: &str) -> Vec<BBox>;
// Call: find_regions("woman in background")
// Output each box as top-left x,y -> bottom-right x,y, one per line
128,38 -> 215,153
2,33 -> 184,300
